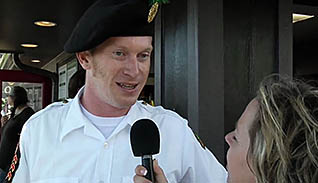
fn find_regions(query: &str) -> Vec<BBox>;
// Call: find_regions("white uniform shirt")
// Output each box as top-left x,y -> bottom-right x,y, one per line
80,104 -> 124,139
13,88 -> 227,183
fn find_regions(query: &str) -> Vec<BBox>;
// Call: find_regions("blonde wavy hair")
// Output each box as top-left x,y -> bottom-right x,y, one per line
248,74 -> 318,183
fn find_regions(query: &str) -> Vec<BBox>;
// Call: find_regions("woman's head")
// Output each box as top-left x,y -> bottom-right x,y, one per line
225,99 -> 258,183
249,75 -> 318,182
9,86 -> 28,108
226,75 -> 318,183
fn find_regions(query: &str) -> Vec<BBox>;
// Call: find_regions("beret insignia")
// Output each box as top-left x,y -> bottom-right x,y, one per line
148,0 -> 170,23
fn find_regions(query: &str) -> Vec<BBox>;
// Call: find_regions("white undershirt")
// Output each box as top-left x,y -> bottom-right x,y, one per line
80,104 -> 125,139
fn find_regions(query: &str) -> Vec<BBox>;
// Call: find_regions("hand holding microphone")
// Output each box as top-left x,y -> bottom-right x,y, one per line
130,119 -> 166,183
134,159 -> 168,183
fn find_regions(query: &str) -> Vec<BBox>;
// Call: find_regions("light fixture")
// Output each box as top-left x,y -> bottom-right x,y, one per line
34,21 -> 57,27
293,13 -> 314,23
31,59 -> 41,63
4,86 -> 11,94
21,43 -> 38,48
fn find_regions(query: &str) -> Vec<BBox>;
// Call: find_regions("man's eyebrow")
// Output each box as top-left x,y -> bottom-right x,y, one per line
112,44 -> 127,49
144,47 -> 153,51
112,45 -> 153,52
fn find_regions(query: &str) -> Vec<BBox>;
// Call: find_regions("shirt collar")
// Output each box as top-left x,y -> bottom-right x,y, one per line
126,101 -> 154,126
105,101 -> 151,139
60,87 -> 152,141
60,87 -> 87,141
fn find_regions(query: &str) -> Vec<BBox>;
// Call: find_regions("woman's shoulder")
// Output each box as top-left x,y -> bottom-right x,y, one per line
16,106 -> 35,118
24,106 -> 35,113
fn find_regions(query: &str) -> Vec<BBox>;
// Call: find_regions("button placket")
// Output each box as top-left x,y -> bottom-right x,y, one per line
99,140 -> 114,182
104,142 -> 108,148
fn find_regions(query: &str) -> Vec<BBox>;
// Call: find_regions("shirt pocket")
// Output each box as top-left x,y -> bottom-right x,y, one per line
32,177 -> 79,183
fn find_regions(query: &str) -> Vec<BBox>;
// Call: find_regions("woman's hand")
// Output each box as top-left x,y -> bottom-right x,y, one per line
133,159 -> 168,183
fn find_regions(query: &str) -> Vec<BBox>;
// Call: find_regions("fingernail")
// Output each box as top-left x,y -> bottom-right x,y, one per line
154,159 -> 158,165
141,169 -> 148,176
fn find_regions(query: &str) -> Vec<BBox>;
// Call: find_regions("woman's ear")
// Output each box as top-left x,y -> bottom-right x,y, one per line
76,51 -> 92,70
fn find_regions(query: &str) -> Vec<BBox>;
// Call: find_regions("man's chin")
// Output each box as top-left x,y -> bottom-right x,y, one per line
115,99 -> 137,109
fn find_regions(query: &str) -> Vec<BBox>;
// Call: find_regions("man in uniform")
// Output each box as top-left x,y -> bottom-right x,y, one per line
13,0 -> 227,182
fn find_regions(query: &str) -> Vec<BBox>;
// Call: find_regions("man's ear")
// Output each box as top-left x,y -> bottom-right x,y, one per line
76,51 -> 92,70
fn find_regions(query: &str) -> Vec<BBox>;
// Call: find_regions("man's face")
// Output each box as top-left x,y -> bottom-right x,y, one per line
83,36 -> 152,109
225,99 -> 258,183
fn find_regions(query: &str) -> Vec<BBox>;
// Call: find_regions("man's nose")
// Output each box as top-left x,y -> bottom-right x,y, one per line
224,133 -> 231,145
123,56 -> 139,77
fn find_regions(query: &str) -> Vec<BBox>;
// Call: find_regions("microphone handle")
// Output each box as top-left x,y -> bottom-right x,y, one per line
142,155 -> 154,182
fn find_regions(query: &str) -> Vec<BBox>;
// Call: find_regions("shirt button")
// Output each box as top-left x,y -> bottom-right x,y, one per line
104,142 -> 108,148
99,181 -> 104,183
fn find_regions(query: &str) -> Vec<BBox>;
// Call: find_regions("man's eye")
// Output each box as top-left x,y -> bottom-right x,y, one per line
138,53 -> 150,60
141,54 -> 149,59
113,51 -> 124,57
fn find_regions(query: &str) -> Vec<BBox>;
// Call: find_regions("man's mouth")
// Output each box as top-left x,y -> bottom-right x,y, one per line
116,82 -> 138,90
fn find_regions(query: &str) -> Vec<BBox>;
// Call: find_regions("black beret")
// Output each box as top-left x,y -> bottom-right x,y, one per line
64,0 -> 155,53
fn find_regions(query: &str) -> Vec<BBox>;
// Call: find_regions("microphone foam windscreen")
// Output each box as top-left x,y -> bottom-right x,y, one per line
130,119 -> 160,156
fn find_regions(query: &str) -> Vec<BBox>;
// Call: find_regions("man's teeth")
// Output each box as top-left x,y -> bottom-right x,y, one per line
119,83 -> 136,89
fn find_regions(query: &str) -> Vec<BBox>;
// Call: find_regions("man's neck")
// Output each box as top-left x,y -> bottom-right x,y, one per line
80,90 -> 131,117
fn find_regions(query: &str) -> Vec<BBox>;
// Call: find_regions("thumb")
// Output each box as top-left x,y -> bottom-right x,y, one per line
153,159 -> 168,183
